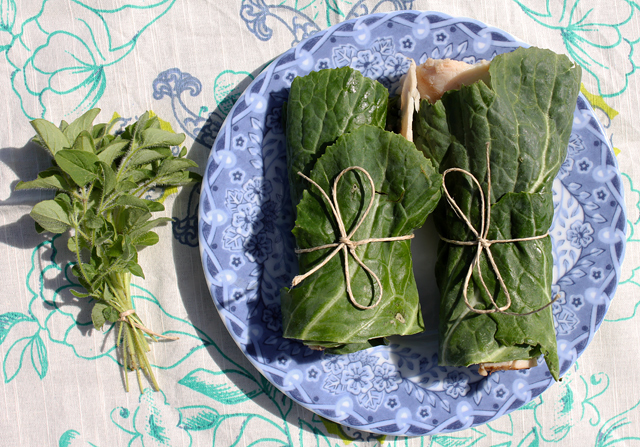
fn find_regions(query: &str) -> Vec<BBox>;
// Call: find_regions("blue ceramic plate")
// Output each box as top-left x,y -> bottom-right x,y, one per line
198,11 -> 626,436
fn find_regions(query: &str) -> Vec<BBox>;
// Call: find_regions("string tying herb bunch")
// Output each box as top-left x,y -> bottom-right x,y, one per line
15,109 -> 201,392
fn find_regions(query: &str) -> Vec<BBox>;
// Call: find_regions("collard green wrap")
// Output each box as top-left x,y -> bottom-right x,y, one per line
413,47 -> 582,380
281,125 -> 441,352
283,67 -> 441,353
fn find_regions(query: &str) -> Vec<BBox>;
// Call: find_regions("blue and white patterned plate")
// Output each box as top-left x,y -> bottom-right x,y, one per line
198,11 -> 626,436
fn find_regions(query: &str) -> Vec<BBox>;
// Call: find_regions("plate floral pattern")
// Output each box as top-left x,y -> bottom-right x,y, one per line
198,11 -> 626,435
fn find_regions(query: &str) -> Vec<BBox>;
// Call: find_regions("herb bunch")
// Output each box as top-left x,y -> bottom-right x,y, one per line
16,109 -> 201,392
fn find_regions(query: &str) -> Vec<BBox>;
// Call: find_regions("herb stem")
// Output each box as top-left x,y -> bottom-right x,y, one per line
71,224 -> 92,287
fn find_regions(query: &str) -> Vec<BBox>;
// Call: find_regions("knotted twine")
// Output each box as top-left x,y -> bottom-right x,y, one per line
291,166 -> 414,310
440,142 -> 559,316
118,309 -> 179,340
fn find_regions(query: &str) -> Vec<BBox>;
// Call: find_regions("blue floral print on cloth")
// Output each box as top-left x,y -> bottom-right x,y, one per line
199,10 -> 626,436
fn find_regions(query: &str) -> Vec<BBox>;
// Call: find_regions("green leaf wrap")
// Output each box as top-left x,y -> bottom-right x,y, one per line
285,66 -> 389,208
413,46 -> 582,380
282,125 -> 441,350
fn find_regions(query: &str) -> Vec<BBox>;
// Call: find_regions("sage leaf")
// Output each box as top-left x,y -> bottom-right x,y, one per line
156,170 -> 202,186
54,149 -> 99,186
116,180 -> 139,192
143,200 -> 164,212
128,262 -> 144,278
91,302 -> 109,330
115,194 -> 151,210
29,199 -> 71,233
84,213 -> 105,230
282,125 -> 441,349
71,130 -> 96,153
30,118 -> 71,156
128,217 -> 172,241
125,168 -> 154,184
128,147 -> 172,167
63,108 -> 101,143
133,231 -> 160,247
69,289 -> 90,298
97,139 -> 129,165
67,236 -> 78,253
139,128 -> 185,149
98,161 -> 116,196
14,167 -> 69,191
158,158 -> 198,176
105,307 -> 119,323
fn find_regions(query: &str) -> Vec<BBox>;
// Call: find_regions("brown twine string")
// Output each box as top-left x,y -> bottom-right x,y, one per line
291,166 -> 414,310
118,309 -> 179,340
440,142 -> 559,316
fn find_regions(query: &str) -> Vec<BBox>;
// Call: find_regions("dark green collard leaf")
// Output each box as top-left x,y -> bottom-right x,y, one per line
413,99 -> 459,168
413,46 -> 581,380
282,125 -> 441,347
285,67 -> 389,207
418,46 -> 581,196
312,338 -> 388,354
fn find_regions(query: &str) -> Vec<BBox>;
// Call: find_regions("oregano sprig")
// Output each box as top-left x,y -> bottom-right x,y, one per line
16,109 -> 201,392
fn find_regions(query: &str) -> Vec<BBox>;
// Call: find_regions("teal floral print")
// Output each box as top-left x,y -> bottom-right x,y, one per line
512,0 -> 640,97
111,389 -> 192,447
2,0 -> 177,120
0,235 -> 211,383
55,363 -> 640,446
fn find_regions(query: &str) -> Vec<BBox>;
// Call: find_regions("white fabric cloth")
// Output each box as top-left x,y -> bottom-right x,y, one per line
1,1 -> 639,445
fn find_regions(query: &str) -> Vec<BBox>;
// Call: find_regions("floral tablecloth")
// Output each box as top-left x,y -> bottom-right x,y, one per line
1,1 -> 639,446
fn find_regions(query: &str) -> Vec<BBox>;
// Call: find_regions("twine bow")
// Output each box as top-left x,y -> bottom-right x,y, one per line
440,143 -> 558,316
118,309 -> 179,340
291,166 -> 414,310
